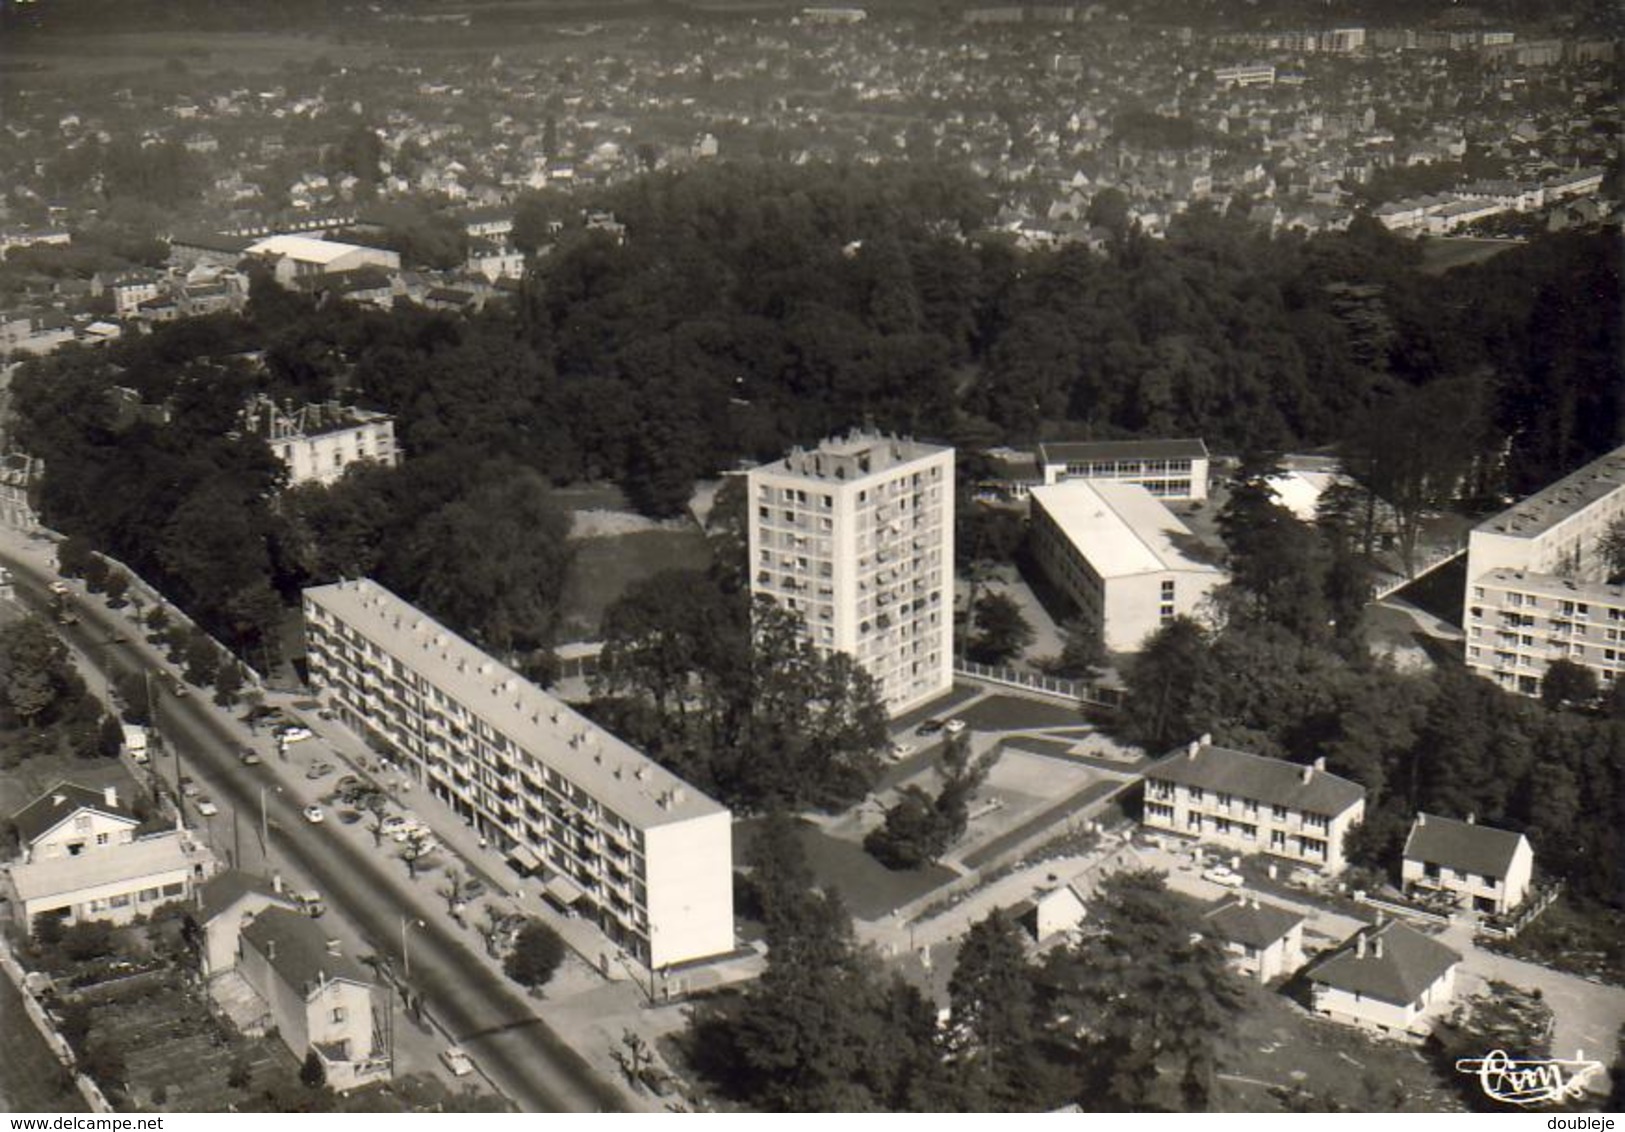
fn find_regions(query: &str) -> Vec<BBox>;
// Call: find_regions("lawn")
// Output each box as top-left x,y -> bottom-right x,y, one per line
0,972 -> 84,1113
734,817 -> 956,922
556,527 -> 713,641
1216,982 -> 1465,1112
958,693 -> 1087,732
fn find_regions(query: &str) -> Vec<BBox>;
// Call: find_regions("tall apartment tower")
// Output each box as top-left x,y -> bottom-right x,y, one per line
747,431 -> 955,717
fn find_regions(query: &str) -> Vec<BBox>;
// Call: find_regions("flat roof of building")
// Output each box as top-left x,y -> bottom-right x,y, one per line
1037,438 -> 1208,465
1474,568 -> 1625,605
9,832 -> 199,902
1473,444 -> 1625,540
245,235 -> 380,265
756,430 -> 950,483
303,579 -> 728,830
1030,480 -> 1224,579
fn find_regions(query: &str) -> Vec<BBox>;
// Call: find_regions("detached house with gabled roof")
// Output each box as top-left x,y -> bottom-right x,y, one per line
239,907 -> 388,1091
1141,739 -> 1366,873
1306,919 -> 1462,1037
1402,813 -> 1533,915
1202,895 -> 1305,983
10,783 -> 138,863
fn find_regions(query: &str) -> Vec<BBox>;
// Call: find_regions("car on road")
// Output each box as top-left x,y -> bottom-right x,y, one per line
1201,865 -> 1245,888
290,890 -> 326,918
462,878 -> 487,899
887,741 -> 915,762
237,745 -> 262,766
276,724 -> 314,743
440,1046 -> 474,1078
179,777 -> 200,798
302,805 -> 325,824
335,775 -> 362,793
305,762 -> 336,780
168,677 -> 188,698
914,719 -> 945,736
195,798 -> 219,817
944,718 -> 968,736
48,581 -> 69,596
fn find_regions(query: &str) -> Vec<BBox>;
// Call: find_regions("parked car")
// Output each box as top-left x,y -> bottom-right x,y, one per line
944,718 -> 968,736
392,819 -> 430,843
305,762 -> 336,780
335,775 -> 362,793
169,677 -> 188,698
440,1046 -> 474,1078
237,745 -> 261,766
276,724 -> 314,743
195,798 -> 218,817
1201,865 -> 1245,888
915,719 -> 945,737
179,777 -> 200,798
887,742 -> 915,762
462,878 -> 487,899
302,805 -> 325,824
290,890 -> 325,918
380,815 -> 411,836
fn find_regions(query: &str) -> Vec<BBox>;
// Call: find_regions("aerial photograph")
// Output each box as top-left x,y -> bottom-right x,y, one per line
0,0 -> 1619,1118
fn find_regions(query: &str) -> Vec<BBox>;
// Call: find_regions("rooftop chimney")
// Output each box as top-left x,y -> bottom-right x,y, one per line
1187,741 -> 1200,760
1417,814 -> 1427,827
266,939 -> 277,961
272,873 -> 284,895
1198,732 -> 1212,746
1373,936 -> 1384,960
1301,763 -> 1314,784
103,786 -> 118,808
1466,813 -> 1476,825
325,939 -> 342,957
1355,932 -> 1366,959
1313,756 -> 1326,772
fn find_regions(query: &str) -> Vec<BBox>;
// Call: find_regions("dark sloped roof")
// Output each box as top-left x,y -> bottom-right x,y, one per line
241,907 -> 370,994
1307,920 -> 1461,1006
1203,896 -> 1304,949
12,782 -> 136,845
1038,438 -> 1209,464
1403,814 -> 1527,879
170,231 -> 253,254
1146,743 -> 1365,816
196,869 -> 293,924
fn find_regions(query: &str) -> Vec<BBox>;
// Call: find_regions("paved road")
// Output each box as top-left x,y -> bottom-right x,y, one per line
2,542 -> 624,1113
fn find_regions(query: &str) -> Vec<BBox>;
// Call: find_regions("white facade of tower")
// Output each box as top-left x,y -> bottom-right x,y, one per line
748,432 -> 955,717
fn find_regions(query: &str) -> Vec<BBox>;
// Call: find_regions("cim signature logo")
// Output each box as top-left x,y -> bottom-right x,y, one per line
1454,1050 -> 1606,1106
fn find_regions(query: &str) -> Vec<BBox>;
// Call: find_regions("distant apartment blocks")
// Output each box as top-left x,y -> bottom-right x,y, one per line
1463,444 -> 1625,697
747,432 -> 955,716
302,579 -> 734,968
242,396 -> 400,487
1030,480 -> 1225,653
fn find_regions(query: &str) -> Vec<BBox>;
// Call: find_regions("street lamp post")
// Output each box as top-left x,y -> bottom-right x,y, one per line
401,916 -> 424,980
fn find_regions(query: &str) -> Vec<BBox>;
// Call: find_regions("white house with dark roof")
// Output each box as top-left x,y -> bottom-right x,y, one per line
1306,919 -> 1462,1036
1402,813 -> 1533,915
239,907 -> 388,1091
9,783 -> 138,863
6,831 -> 215,929
195,869 -> 299,978
1202,894 -> 1305,982
1141,739 -> 1366,872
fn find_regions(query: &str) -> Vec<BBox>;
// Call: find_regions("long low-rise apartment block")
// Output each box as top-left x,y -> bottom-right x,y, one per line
1029,480 -> 1226,653
302,579 -> 734,969
1036,438 -> 1210,501
1464,444 -> 1625,697
1141,739 -> 1366,873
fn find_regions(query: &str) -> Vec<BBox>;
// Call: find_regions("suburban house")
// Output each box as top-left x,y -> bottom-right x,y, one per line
1028,481 -> 1227,653
9,783 -> 138,863
239,907 -> 389,1091
1141,739 -> 1366,873
1015,884 -> 1087,943
1305,919 -> 1462,1037
195,869 -> 301,978
240,396 -> 400,488
6,830 -> 215,931
1201,895 -> 1306,983
1401,813 -> 1534,915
